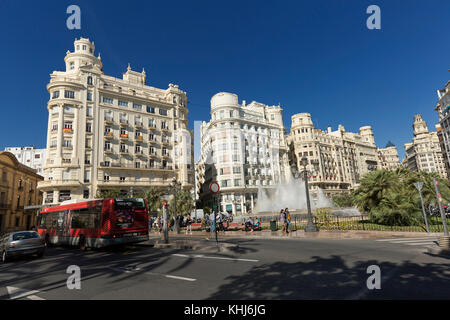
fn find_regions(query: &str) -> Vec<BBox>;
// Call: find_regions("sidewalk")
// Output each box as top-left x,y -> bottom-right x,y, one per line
149,229 -> 444,240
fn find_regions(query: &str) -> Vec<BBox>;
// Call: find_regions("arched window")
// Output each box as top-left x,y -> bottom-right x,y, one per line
87,76 -> 93,85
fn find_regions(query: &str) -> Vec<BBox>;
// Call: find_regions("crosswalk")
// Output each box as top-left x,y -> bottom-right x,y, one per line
376,237 -> 439,248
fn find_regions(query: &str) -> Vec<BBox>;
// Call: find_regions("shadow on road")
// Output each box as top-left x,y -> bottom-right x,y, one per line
207,255 -> 450,300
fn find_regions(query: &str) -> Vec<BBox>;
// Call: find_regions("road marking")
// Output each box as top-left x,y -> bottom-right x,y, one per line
145,272 -> 197,282
172,253 -> 259,262
165,275 -> 197,282
389,239 -> 437,243
376,237 -> 437,242
7,286 -> 45,300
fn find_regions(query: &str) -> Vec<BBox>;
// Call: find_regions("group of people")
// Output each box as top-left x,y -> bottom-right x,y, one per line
279,208 -> 292,234
243,216 -> 261,232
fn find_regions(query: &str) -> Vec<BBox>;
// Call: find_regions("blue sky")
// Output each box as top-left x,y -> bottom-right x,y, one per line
0,0 -> 449,161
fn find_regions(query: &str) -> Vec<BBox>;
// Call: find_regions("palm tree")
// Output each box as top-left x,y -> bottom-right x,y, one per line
143,187 -> 164,215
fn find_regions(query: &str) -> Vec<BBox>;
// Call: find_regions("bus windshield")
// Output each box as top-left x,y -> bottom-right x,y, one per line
114,198 -> 146,229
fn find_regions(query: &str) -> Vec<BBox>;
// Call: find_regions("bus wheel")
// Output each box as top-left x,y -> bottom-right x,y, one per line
79,236 -> 87,251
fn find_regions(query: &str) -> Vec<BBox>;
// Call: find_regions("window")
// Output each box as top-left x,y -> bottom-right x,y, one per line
71,207 -> 100,229
87,91 -> 93,101
146,106 -> 155,113
62,171 -> 70,180
118,100 -> 128,107
52,91 -> 60,99
133,103 -> 142,111
103,97 -> 113,104
173,109 -> 177,117
104,142 -> 111,151
87,76 -> 93,85
104,173 -> 110,181
159,108 -> 168,116
50,140 -> 57,148
86,123 -> 92,133
51,122 -> 58,131
83,190 -> 90,199
161,121 -> 167,129
63,140 -> 72,148
86,106 -> 93,117
65,90 -> 75,99
70,62 -> 75,70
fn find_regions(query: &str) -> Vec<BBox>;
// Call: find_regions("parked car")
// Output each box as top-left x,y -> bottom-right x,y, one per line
1,231 -> 45,263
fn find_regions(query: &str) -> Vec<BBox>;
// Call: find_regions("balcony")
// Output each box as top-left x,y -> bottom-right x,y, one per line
104,116 -> 114,124
161,138 -> 170,145
161,127 -> 169,132
62,158 -> 72,164
135,135 -> 144,142
161,153 -> 170,159
104,148 -> 113,154
135,150 -> 146,157
120,133 -> 129,140
135,121 -> 143,128
63,128 -> 73,134
148,139 -> 157,145
148,124 -> 157,131
149,152 -> 157,158
120,148 -> 129,154
104,131 -> 114,139
119,118 -> 128,126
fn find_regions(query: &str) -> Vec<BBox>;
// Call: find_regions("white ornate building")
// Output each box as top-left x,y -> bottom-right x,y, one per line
287,113 -> 380,197
4,147 -> 46,175
435,79 -> 450,178
38,38 -> 194,204
377,142 -> 401,170
196,92 -> 290,214
404,114 -> 447,178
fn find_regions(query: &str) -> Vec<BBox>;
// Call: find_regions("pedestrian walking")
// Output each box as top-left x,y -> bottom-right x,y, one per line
285,208 -> 291,233
280,209 -> 286,233
186,214 -> 193,235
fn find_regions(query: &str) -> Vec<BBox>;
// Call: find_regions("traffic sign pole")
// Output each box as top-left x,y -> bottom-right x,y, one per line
414,182 -> 429,233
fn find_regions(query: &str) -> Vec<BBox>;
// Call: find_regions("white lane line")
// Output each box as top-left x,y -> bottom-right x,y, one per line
145,272 -> 197,282
388,239 -> 438,244
7,286 -> 45,300
404,242 -> 438,246
376,237 -> 436,242
171,253 -> 259,262
165,275 -> 197,282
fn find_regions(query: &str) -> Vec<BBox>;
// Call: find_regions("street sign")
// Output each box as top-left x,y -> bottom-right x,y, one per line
209,181 -> 220,194
414,181 -> 423,192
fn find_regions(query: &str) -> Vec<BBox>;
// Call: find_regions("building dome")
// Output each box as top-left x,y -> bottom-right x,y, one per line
210,92 -> 239,111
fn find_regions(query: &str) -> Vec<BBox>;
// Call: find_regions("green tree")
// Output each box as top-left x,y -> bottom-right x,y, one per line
351,168 -> 450,226
143,187 -> 164,215
332,193 -> 353,208
95,189 -> 121,199
169,190 -> 194,217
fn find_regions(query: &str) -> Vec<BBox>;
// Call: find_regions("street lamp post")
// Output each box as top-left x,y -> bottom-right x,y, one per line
170,177 -> 182,234
414,181 -> 429,233
299,157 -> 319,232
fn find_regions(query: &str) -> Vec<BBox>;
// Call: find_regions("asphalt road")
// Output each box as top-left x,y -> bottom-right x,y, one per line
0,235 -> 449,300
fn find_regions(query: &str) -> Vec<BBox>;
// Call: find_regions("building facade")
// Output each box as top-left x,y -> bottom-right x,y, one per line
4,147 -> 46,175
0,152 -> 43,232
196,92 -> 290,215
435,80 -> 450,178
377,142 -> 401,170
38,38 -> 194,205
403,114 -> 447,178
287,113 -> 380,197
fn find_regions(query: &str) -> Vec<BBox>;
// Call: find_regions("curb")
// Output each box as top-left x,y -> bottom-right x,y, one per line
425,246 -> 450,258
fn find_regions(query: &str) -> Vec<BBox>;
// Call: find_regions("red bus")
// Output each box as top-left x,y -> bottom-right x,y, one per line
37,198 -> 149,249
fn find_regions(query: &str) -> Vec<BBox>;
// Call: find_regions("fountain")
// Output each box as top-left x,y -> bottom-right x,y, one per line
253,173 -> 361,217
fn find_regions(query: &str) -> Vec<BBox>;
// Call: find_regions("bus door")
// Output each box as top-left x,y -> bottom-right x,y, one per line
56,210 -> 71,240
